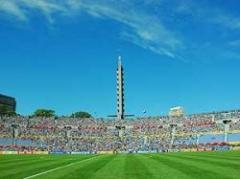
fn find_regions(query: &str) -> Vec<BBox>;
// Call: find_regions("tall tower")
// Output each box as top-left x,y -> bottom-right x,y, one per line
117,56 -> 124,120
108,56 -> 133,121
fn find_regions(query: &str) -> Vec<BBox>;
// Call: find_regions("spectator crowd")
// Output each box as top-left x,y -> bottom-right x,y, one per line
0,109 -> 240,153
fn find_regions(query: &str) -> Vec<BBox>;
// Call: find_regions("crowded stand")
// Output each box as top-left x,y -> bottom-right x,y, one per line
0,109 -> 240,154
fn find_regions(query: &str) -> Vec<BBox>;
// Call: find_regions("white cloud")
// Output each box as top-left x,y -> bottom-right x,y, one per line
67,0 -> 183,57
1,0 -> 240,62
122,30 -> 177,58
0,0 -> 66,22
176,0 -> 240,30
20,0 -> 66,23
0,0 -> 182,58
228,40 -> 240,48
211,14 -> 240,30
0,0 -> 27,21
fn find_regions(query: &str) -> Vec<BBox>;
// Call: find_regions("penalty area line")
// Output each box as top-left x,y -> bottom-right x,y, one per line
23,155 -> 100,179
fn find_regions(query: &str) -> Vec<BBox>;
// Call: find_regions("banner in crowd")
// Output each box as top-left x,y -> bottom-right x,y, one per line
98,151 -> 113,154
118,151 -> 129,154
49,151 -> 67,154
18,151 -> 33,155
32,151 -> 48,155
214,146 -> 230,151
229,141 -> 240,146
231,146 -> 240,150
181,149 -> 198,152
138,151 -> 150,154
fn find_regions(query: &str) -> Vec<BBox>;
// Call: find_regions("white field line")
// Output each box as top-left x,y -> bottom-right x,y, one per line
23,155 -> 100,179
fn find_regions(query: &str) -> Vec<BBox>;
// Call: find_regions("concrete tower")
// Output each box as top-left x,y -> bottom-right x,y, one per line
117,56 -> 124,120
108,56 -> 133,121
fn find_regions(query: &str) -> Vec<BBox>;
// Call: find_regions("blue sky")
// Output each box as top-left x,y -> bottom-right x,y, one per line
0,0 -> 240,117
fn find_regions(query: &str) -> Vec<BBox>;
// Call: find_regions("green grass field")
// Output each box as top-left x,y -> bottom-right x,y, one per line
0,151 -> 240,179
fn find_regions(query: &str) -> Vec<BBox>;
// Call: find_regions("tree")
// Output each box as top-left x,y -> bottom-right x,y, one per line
71,111 -> 92,118
33,109 -> 55,117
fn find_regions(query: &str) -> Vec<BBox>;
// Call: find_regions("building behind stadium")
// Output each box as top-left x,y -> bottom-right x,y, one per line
0,94 -> 16,112
169,106 -> 185,117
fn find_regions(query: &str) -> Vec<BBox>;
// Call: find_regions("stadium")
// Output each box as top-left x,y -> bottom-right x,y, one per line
1,108 -> 240,178
1,1 -> 240,179
0,58 -> 240,178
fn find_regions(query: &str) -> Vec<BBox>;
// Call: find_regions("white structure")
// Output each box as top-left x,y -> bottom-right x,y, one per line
108,56 -> 133,123
169,106 -> 185,117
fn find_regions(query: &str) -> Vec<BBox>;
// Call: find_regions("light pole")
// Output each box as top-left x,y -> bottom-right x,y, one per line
222,119 -> 232,143
11,124 -> 19,146
65,126 -> 72,152
196,134 -> 201,146
170,123 -> 177,150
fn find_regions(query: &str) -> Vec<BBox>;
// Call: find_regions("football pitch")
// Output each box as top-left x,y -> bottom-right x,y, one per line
0,151 -> 240,179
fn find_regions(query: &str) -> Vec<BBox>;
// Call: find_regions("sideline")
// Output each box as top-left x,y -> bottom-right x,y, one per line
23,155 -> 100,179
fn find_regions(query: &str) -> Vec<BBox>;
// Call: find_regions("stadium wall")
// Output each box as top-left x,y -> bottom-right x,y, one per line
71,151 -> 90,155
97,151 -> 114,154
0,151 -> 18,154
0,151 -> 48,155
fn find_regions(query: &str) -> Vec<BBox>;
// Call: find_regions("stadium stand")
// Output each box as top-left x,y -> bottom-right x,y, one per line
0,109 -> 240,154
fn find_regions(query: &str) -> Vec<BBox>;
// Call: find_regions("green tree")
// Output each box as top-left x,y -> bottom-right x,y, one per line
33,109 -> 55,117
71,111 -> 92,118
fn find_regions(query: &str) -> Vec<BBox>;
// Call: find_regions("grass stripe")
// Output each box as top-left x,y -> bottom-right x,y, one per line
137,154 -> 189,179
148,154 -> 233,179
124,154 -> 153,179
90,154 -> 126,179
175,152 -> 240,161
0,158 -> 54,170
0,155 -> 95,179
36,155 -> 115,179
23,155 -> 101,179
0,151 -> 239,179
166,153 -> 240,169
